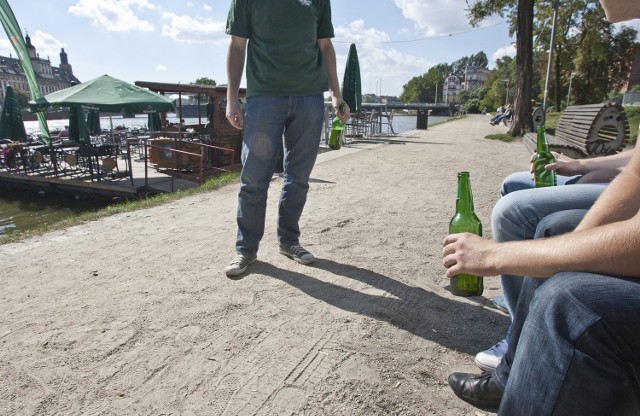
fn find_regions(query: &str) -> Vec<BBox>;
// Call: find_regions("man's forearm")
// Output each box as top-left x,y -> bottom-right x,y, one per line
318,39 -> 341,101
226,37 -> 246,101
492,216 -> 640,279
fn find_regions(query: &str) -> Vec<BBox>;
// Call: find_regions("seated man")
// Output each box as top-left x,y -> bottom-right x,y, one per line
475,149 -> 633,373
442,141 -> 640,413
490,104 -> 512,126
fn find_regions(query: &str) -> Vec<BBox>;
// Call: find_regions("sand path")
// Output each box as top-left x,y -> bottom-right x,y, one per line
1,115 -> 529,415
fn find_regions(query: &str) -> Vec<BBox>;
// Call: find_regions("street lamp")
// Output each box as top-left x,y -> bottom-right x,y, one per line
435,82 -> 438,104
543,0 -> 560,111
566,71 -> 575,108
503,79 -> 510,105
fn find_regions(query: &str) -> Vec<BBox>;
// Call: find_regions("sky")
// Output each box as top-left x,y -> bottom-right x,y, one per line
0,0 -> 591,98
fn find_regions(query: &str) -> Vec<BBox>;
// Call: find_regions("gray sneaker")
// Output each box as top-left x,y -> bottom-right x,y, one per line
225,252 -> 257,276
279,244 -> 315,265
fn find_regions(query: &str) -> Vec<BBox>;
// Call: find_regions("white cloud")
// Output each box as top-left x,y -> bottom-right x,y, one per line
68,0 -> 157,32
393,0 -> 471,36
335,20 -> 432,96
155,64 -> 167,71
161,12 -> 227,44
203,4 -> 212,12
393,0 -> 502,36
29,31 -> 67,61
491,43 -> 516,66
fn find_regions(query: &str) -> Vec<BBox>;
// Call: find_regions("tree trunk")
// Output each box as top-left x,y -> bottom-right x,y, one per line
509,0 -> 535,136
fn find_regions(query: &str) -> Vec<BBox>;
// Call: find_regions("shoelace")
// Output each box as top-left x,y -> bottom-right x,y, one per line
230,254 -> 247,266
289,245 -> 308,256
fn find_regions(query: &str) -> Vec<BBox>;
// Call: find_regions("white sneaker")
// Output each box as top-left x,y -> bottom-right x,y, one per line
225,253 -> 257,276
474,339 -> 508,372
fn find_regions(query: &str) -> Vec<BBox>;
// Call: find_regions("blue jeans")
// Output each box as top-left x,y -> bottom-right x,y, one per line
494,173 -> 606,323
235,95 -> 324,255
500,171 -> 581,195
495,269 -> 640,415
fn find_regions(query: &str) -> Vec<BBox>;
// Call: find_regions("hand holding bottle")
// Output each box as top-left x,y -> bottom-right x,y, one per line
328,101 -> 351,150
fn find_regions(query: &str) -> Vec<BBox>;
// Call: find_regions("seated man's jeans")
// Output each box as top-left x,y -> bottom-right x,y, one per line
494,176 -> 606,324
496,274 -> 640,414
500,171 -> 581,195
235,95 -> 324,255
494,210 -> 640,414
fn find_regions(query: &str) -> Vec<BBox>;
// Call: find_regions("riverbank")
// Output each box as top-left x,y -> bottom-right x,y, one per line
2,114 -> 447,239
1,115 -> 528,415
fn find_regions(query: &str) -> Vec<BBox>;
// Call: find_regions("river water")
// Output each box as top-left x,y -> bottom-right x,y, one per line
1,114 -> 447,238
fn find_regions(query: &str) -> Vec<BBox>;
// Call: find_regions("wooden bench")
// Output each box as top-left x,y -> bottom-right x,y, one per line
523,103 -> 630,159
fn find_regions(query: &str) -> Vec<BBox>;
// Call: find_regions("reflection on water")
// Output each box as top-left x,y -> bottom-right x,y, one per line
0,189 -> 111,238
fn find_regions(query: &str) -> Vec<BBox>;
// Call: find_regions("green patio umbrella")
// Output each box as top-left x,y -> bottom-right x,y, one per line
0,85 -> 27,142
341,43 -> 362,113
29,74 -> 175,114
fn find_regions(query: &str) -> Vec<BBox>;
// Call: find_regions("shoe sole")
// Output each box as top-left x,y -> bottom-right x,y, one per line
225,257 -> 256,276
474,357 -> 498,373
279,249 -> 315,265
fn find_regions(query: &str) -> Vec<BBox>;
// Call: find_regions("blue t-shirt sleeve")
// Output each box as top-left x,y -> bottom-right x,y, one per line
226,0 -> 251,38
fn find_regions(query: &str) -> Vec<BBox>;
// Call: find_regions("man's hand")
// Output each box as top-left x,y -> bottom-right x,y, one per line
529,151 -> 579,179
226,99 -> 244,129
442,233 -> 498,278
545,152 -> 582,176
333,98 -> 351,122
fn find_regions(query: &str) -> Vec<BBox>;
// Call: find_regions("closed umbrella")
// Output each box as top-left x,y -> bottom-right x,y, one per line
68,106 -> 90,144
147,111 -> 161,133
87,109 -> 101,136
341,43 -> 362,114
0,85 -> 27,142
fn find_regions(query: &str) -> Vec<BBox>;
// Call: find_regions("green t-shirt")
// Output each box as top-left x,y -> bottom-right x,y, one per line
226,0 -> 334,97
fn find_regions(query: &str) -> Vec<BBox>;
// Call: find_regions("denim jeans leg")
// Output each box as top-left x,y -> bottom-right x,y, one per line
499,171 -> 581,196
493,184 -> 606,322
494,209 -> 586,389
277,95 -> 324,246
235,96 -> 289,255
498,272 -> 640,415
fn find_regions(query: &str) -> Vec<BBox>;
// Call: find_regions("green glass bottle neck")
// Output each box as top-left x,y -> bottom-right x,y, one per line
536,127 -> 549,153
456,175 -> 473,213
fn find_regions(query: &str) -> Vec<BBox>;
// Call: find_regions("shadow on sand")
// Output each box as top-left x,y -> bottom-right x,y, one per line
249,258 -> 507,356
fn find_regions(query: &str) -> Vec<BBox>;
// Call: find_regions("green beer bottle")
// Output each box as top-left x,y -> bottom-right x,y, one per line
448,171 -> 484,297
328,101 -> 346,150
533,125 -> 557,187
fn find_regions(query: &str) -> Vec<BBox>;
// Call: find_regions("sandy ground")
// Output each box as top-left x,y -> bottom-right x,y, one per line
1,115 -> 530,415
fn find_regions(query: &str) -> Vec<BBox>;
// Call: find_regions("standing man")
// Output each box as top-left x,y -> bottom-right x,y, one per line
224,0 -> 349,276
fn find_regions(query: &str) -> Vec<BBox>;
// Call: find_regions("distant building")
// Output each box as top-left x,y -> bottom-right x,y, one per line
464,66 -> 492,91
0,34 -> 80,103
443,75 -> 461,104
443,66 -> 491,104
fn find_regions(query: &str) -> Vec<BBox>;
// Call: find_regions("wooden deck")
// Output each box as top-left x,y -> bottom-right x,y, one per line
0,144 -> 227,200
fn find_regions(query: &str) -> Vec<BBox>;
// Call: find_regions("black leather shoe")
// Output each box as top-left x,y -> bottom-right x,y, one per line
448,372 -> 503,410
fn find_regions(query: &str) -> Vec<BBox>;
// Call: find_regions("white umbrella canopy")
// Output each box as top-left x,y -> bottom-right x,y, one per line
600,0 -> 640,23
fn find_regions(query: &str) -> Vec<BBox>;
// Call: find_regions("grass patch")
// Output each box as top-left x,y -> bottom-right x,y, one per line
485,133 -> 518,142
0,172 -> 240,245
